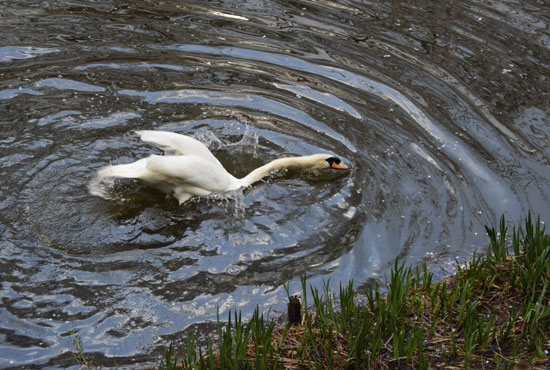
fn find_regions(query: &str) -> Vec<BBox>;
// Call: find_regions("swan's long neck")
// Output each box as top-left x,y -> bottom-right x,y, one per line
238,156 -> 319,187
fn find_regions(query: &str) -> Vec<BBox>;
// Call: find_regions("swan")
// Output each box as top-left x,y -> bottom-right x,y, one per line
94,130 -> 349,204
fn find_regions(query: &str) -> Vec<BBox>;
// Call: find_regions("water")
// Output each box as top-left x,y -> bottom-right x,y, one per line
1,0 -> 549,367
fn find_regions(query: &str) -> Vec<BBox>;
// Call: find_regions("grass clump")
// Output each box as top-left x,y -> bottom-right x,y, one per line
165,214 -> 550,368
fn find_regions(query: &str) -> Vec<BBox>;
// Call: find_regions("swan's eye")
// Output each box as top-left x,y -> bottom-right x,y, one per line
326,157 -> 341,165
326,157 -> 348,169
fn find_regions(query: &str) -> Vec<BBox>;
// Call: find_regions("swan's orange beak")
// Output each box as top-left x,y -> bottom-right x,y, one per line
331,162 -> 349,169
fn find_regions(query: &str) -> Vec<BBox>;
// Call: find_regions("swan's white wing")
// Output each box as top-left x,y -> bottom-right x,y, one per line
144,155 -> 239,193
136,130 -> 222,166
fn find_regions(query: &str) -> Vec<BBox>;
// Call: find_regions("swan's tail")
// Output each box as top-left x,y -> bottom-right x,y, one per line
89,159 -> 149,199
96,158 -> 149,180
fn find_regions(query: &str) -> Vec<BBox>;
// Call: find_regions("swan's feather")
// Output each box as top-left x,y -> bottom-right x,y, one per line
144,155 -> 239,193
136,130 -> 222,166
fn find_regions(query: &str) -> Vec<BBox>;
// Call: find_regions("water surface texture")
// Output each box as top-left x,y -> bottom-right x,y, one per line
1,0 -> 549,367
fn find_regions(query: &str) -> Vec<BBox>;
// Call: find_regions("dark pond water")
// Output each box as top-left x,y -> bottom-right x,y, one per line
1,0 -> 549,367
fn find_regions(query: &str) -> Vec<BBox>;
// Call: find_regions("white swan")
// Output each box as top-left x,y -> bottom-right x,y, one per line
94,130 -> 349,204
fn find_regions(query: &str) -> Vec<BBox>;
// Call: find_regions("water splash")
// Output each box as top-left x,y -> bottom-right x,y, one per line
226,125 -> 259,158
194,127 -> 225,151
88,172 -> 112,200
198,189 -> 246,226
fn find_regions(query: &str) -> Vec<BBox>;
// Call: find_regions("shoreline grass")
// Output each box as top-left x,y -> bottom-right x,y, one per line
159,215 -> 549,369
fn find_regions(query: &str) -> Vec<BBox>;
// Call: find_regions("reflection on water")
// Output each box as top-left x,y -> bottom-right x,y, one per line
1,0 -> 549,367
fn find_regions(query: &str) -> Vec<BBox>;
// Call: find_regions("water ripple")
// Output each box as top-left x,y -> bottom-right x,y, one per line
0,0 -> 549,367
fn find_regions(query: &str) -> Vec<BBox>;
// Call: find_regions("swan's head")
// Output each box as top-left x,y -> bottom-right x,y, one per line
305,154 -> 349,169
325,156 -> 349,170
